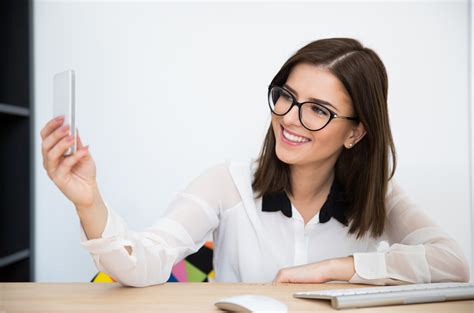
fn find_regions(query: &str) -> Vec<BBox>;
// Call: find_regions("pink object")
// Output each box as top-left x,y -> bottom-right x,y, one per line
171,260 -> 188,282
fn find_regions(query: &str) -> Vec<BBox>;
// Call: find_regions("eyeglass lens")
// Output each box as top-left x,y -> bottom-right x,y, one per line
269,87 -> 331,131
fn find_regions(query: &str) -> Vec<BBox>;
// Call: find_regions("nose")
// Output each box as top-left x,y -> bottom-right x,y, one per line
282,104 -> 302,127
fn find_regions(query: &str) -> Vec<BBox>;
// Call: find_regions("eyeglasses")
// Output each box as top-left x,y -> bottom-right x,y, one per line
267,85 -> 359,131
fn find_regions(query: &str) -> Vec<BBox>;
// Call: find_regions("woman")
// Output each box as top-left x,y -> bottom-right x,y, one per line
41,38 -> 470,287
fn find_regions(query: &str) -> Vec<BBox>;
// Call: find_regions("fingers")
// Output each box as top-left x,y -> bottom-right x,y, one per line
42,123 -> 70,155
45,134 -> 76,177
40,116 -> 64,140
273,269 -> 289,284
55,145 -> 90,180
41,116 -> 67,175
42,123 -> 71,172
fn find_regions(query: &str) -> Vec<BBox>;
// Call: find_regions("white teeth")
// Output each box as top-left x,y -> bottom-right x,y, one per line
283,129 -> 309,143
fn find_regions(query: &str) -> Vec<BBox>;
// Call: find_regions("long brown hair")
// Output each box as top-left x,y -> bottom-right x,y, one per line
252,38 -> 396,238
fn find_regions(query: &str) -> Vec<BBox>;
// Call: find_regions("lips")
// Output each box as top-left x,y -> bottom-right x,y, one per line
280,125 -> 311,145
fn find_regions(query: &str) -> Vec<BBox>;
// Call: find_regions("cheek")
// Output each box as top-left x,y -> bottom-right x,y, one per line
271,115 -> 281,135
312,127 -> 348,152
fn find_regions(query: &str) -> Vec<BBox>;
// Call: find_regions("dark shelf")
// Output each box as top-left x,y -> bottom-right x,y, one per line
0,1 -> 30,107
0,258 -> 30,282
0,249 -> 30,268
0,114 -> 31,258
0,103 -> 30,116
0,0 -> 33,282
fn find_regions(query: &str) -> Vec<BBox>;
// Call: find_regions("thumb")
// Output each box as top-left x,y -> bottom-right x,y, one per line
76,128 -> 84,150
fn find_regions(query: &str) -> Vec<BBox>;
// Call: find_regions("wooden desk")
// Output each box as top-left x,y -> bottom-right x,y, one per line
1,282 -> 473,312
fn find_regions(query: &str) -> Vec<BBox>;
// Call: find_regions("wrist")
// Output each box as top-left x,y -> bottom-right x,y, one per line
327,256 -> 355,281
75,186 -> 105,215
75,188 -> 108,240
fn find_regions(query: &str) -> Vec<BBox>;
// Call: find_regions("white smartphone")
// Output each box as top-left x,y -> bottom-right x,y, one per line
53,69 -> 76,156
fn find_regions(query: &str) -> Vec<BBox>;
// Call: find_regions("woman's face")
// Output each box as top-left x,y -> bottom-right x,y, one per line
271,62 -> 363,167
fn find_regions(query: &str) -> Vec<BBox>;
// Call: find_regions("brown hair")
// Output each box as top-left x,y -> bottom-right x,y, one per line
252,38 -> 396,238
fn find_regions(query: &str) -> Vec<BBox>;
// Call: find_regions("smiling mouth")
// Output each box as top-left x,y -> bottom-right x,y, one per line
280,125 -> 311,144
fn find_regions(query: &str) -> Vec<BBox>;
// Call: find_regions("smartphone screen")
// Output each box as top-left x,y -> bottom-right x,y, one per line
53,70 -> 76,156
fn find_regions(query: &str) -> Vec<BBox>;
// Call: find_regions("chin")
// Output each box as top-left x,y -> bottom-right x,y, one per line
272,130 -> 307,165
274,143 -> 302,165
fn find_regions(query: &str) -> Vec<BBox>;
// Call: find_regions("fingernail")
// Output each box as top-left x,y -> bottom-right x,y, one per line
66,135 -> 74,142
61,124 -> 69,132
55,115 -> 65,121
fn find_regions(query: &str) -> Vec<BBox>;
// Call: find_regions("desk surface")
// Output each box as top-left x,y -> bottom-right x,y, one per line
1,282 -> 473,313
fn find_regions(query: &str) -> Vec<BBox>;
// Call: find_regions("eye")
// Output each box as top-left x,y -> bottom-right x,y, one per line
311,104 -> 329,116
281,92 -> 293,102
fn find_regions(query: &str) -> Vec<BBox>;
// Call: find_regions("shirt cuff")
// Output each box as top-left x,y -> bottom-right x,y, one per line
80,201 -> 131,254
349,252 -> 389,285
348,252 -> 407,286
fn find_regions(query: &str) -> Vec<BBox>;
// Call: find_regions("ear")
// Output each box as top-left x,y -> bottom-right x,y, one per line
344,122 -> 366,149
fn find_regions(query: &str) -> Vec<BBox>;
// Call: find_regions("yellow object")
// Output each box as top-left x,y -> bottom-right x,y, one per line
208,270 -> 215,280
91,272 -> 115,283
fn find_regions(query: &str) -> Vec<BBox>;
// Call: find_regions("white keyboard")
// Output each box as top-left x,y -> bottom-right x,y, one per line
293,282 -> 474,309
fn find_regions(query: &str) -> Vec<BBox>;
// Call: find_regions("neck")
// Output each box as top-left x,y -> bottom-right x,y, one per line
289,160 -> 335,203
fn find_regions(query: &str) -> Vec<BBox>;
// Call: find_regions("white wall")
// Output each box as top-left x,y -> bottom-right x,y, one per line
470,0 -> 474,278
34,0 -> 472,282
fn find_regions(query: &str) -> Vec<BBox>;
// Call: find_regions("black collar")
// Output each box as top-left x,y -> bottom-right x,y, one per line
261,179 -> 349,225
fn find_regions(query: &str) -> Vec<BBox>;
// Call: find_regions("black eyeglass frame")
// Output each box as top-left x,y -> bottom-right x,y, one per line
267,85 -> 359,131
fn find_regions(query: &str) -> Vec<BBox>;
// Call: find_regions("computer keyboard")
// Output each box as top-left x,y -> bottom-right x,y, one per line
293,282 -> 474,309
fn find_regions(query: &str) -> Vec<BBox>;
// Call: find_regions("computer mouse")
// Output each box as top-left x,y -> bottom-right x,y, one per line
214,294 -> 288,312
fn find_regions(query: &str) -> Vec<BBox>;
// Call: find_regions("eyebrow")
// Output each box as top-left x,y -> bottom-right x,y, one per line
283,84 -> 339,112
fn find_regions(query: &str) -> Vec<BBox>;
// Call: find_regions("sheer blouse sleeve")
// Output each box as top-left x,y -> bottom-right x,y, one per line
349,180 -> 470,285
79,163 -> 240,287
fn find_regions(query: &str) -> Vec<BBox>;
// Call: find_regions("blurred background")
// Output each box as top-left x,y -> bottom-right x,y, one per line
0,0 -> 472,282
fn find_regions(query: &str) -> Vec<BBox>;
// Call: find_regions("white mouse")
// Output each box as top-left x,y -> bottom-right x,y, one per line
214,294 -> 288,312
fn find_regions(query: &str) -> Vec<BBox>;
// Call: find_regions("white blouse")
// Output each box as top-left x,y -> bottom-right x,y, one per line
80,160 -> 470,287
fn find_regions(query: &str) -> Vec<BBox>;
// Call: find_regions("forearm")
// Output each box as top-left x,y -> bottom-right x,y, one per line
327,256 -> 355,281
274,256 -> 355,283
76,187 -> 108,240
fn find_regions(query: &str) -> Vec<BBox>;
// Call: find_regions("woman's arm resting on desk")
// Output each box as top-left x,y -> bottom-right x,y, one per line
347,181 -> 470,285
274,181 -> 470,285
273,256 -> 355,283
